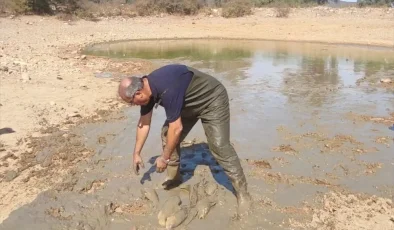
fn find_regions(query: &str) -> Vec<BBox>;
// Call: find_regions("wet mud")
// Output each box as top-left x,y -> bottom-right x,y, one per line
1,40 -> 394,229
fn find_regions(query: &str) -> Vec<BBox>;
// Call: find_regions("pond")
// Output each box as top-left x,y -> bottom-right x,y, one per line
2,39 -> 393,230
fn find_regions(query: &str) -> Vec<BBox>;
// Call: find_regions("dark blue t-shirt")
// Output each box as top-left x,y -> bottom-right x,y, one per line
140,64 -> 193,122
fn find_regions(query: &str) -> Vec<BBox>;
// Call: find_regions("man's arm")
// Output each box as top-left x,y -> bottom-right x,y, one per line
133,109 -> 153,155
162,117 -> 183,160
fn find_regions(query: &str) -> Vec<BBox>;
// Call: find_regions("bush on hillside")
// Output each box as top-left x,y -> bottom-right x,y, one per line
135,0 -> 201,16
275,5 -> 290,17
157,0 -> 201,15
222,0 -> 253,18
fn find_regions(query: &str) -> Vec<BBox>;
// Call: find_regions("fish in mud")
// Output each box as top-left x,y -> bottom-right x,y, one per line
204,181 -> 218,196
158,195 -> 182,226
165,207 -> 188,229
195,198 -> 216,219
141,188 -> 159,207
189,182 -> 199,207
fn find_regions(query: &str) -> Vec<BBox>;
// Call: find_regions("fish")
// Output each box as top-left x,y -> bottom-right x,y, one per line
158,195 -> 182,226
204,181 -> 218,196
165,208 -> 188,230
195,198 -> 216,219
141,188 -> 159,207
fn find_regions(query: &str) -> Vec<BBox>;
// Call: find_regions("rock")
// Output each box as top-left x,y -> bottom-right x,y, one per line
56,77 -> 63,80
67,112 -> 81,118
0,66 -> 8,72
26,22 -> 33,25
5,170 -> 18,182
49,101 -> 56,106
21,72 -> 31,82
80,55 -> 87,60
95,72 -> 113,78
380,78 -> 392,83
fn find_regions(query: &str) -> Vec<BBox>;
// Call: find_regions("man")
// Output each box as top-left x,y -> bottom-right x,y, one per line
118,64 -> 251,215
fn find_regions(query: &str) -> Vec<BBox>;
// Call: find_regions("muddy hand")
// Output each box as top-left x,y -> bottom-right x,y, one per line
155,156 -> 167,173
133,154 -> 145,175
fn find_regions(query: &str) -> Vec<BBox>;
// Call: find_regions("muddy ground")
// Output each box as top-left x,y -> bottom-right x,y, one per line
1,6 -> 394,230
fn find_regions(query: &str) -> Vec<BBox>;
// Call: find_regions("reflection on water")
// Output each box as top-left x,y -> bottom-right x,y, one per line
84,38 -> 394,163
84,39 -> 394,108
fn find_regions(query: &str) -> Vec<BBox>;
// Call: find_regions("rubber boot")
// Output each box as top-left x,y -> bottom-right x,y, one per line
230,174 -> 252,218
161,161 -> 182,190
160,115 -> 199,190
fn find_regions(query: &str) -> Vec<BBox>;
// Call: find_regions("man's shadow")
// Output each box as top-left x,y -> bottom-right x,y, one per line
140,143 -> 235,194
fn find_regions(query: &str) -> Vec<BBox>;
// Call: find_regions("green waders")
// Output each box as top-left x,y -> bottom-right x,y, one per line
160,67 -> 251,215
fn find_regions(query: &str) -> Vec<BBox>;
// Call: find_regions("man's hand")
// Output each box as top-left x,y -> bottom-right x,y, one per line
155,156 -> 168,173
133,153 -> 145,175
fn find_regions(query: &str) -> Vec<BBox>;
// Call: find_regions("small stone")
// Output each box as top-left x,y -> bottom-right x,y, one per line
0,66 -> 8,72
49,101 -> 56,106
57,77 -> 63,80
380,78 -> 392,83
5,170 -> 18,182
68,112 -> 81,118
21,73 -> 30,82
80,55 -> 87,60
115,207 -> 123,213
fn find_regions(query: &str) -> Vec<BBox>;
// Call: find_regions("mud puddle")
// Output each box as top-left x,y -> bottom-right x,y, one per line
2,39 -> 394,229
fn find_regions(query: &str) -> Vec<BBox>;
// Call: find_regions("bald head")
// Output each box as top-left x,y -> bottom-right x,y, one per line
118,76 -> 143,102
118,76 -> 151,106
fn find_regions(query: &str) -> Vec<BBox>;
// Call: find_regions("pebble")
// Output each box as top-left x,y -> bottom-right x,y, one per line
380,78 -> 392,83
0,66 -> 8,72
68,112 -> 81,118
49,101 -> 56,106
21,72 -> 31,81
5,170 -> 18,182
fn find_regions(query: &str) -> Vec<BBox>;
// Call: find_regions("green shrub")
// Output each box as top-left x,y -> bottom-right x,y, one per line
1,0 -> 31,15
275,5 -> 290,17
134,0 -> 158,16
134,0 -> 201,16
157,0 -> 201,15
222,0 -> 253,18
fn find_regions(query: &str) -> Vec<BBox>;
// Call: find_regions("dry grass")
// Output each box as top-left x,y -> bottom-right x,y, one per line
275,5 -> 290,17
222,0 -> 253,18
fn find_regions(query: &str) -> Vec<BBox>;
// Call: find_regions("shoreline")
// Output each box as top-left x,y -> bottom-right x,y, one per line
82,36 -> 394,50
